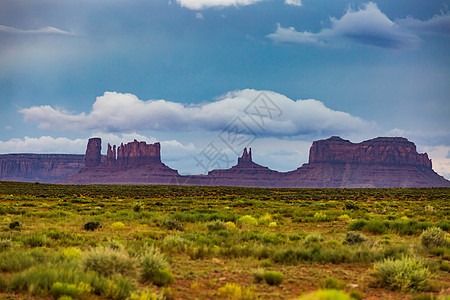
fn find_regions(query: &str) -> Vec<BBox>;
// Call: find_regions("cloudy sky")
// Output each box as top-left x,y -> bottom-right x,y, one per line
1,0 -> 449,178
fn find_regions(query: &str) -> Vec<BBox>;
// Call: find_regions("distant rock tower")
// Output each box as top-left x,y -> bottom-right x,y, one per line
85,138 -> 102,167
238,148 -> 252,165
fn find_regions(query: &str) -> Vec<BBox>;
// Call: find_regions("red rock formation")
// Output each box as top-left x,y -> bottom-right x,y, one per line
0,154 -> 85,183
61,138 -> 179,185
309,136 -> 432,167
85,138 -> 102,167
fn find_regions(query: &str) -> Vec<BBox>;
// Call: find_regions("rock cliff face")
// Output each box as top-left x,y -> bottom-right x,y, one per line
2,136 -> 449,187
85,138 -> 102,167
0,154 -> 85,183
285,136 -> 448,188
61,139 -> 178,185
309,136 -> 432,167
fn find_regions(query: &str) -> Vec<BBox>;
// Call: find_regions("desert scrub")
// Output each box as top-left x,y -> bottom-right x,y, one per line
50,282 -> 93,299
217,283 -> 255,299
344,231 -> 368,245
237,215 -> 258,227
262,271 -> 284,286
140,245 -> 174,286
207,220 -> 228,232
373,256 -> 430,292
110,222 -> 126,231
296,289 -> 352,300
420,227 -> 448,249
82,247 -> 137,277
321,277 -> 346,290
83,221 -> 101,231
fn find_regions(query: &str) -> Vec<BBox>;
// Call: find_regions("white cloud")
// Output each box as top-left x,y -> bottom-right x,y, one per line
267,2 -> 440,49
285,0 -> 302,7
196,12 -> 204,19
0,136 -> 87,154
0,25 -> 75,36
20,89 -> 373,137
175,0 -> 263,10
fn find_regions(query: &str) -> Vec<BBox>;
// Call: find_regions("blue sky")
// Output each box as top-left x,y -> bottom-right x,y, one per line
0,0 -> 449,178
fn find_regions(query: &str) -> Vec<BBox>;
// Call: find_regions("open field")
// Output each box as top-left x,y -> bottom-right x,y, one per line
0,181 -> 448,299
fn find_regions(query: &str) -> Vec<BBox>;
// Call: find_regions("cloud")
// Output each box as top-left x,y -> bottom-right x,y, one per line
0,25 -> 75,36
267,2 -> 449,49
397,12 -> 450,36
0,136 -> 87,154
196,12 -> 204,19
285,0 -> 302,7
175,0 -> 263,10
20,89 -> 373,137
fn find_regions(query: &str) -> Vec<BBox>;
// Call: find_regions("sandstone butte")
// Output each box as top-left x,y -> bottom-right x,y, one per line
1,136 -> 449,188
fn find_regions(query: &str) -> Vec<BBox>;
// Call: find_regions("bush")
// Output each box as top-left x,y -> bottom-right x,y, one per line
345,231 -> 367,245
133,202 -> 144,213
207,221 -> 227,232
373,256 -> 430,291
82,247 -> 137,277
237,215 -> 258,227
344,201 -> 359,210
225,222 -> 236,230
162,220 -> 184,231
313,212 -> 327,221
83,221 -> 100,231
263,271 -> 284,286
338,214 -> 351,222
253,268 -> 265,283
296,289 -> 352,300
140,245 -> 174,286
110,222 -> 126,231
420,227 -> 447,249
9,221 -> 20,230
304,233 -> 323,245
50,282 -> 92,299
217,283 -> 255,299
322,277 -> 346,290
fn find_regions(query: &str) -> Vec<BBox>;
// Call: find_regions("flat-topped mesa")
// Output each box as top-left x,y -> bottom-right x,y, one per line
309,136 -> 432,168
85,138 -> 102,167
115,139 -> 161,167
237,148 -> 253,165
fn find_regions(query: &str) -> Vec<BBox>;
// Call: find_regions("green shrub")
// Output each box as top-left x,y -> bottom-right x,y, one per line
217,283 -> 255,299
304,233 -> 323,245
207,221 -> 227,232
101,276 -> 135,300
373,256 -> 430,291
82,247 -> 137,277
50,282 -> 92,299
263,271 -> 284,286
345,231 -> 367,245
83,221 -> 100,231
9,221 -> 20,230
133,202 -> 144,213
420,227 -> 447,249
237,215 -> 258,227
296,289 -> 352,300
322,277 -> 345,290
344,201 -> 360,210
0,239 -> 12,251
253,268 -> 265,283
22,233 -> 51,248
162,220 -> 184,231
110,222 -> 126,231
338,214 -> 351,222
349,290 -> 364,300
140,245 -> 174,286
313,212 -> 328,221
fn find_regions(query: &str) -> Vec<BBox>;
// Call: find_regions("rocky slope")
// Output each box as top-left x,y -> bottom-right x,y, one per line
0,154 -> 85,183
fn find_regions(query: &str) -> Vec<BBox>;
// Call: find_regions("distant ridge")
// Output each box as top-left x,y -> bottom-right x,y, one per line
1,136 -> 449,187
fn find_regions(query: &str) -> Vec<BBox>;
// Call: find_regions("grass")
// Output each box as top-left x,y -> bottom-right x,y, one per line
0,181 -> 448,299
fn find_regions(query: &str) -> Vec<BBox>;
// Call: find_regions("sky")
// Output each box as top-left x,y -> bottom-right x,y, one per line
0,0 -> 449,178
